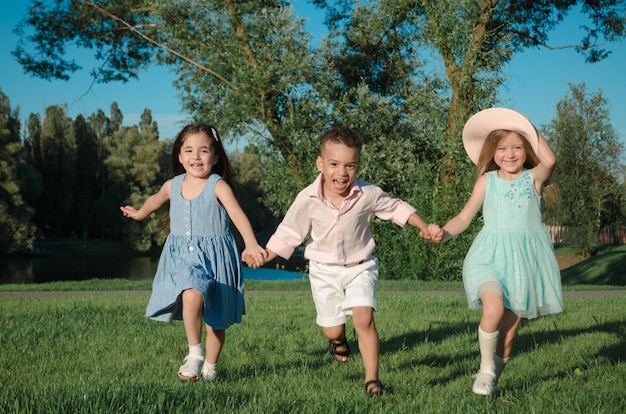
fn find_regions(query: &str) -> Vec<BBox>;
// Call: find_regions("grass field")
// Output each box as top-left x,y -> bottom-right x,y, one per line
1,289 -> 624,413
0,244 -> 624,413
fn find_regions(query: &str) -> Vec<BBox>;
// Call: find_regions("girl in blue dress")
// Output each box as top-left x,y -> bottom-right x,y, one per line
121,123 -> 267,382
430,108 -> 563,396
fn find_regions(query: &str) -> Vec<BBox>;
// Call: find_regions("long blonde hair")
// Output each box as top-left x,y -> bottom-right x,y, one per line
475,130 -> 559,207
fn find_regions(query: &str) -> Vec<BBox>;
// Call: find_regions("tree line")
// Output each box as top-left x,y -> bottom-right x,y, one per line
0,95 -> 276,253
1,82 -> 623,278
3,0 -> 625,279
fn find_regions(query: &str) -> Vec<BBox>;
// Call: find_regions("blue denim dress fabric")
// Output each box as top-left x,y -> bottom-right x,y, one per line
145,173 -> 245,329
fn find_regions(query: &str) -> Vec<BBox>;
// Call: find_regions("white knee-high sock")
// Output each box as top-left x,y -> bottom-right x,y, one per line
478,327 -> 498,376
494,354 -> 510,381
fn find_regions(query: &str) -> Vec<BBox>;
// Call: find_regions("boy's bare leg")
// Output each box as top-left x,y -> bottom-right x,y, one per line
323,324 -> 349,362
352,306 -> 379,383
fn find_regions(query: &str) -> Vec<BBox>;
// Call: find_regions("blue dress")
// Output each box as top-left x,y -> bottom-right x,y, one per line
462,169 -> 563,319
145,173 -> 245,329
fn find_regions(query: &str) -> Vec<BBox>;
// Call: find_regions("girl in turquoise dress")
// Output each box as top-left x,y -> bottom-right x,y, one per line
121,124 -> 267,382
430,108 -> 563,396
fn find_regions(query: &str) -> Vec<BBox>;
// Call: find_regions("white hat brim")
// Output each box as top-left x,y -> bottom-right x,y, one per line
462,108 -> 538,164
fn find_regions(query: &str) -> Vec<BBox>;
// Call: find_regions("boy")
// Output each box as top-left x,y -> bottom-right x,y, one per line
258,125 -> 437,396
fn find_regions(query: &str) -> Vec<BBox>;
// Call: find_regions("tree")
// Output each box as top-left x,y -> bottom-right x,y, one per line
315,0 -> 626,213
105,109 -> 170,251
11,0 -> 626,277
23,105 -> 77,238
544,83 -> 625,257
0,89 -> 38,253
230,145 -> 278,236
12,1 -> 625,200
72,114 -> 100,239
88,103 -> 124,238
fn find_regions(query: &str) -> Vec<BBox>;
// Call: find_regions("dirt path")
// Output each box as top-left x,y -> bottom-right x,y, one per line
0,290 -> 624,298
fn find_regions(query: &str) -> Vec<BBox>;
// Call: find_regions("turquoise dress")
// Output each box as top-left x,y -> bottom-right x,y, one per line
145,173 -> 245,329
462,169 -> 563,319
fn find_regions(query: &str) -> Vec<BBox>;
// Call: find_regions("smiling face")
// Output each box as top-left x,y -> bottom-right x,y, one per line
177,132 -> 218,179
493,131 -> 527,179
316,140 -> 360,200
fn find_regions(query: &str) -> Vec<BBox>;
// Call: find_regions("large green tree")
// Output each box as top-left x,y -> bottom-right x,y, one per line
12,0 -> 626,277
23,105 -> 77,238
88,103 -> 125,239
105,108 -> 170,251
315,0 -> 625,213
0,90 -> 38,253
545,83 -> 625,257
72,114 -> 100,239
13,0 -> 625,189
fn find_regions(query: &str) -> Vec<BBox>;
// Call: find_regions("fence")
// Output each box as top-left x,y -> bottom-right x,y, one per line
545,225 -> 626,245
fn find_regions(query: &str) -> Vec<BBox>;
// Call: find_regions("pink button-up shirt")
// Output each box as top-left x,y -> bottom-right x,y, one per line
266,174 -> 417,265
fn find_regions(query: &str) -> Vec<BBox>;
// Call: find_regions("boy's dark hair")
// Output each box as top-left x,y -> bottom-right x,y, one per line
320,125 -> 362,153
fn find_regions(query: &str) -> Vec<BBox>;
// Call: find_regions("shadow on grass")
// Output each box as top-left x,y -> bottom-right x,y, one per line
374,315 -> 625,389
514,318 -> 625,365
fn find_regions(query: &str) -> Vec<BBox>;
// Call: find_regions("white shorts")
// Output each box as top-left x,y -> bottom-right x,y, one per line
308,257 -> 378,327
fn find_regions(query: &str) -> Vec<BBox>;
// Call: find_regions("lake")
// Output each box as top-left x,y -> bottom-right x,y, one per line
0,256 -> 306,284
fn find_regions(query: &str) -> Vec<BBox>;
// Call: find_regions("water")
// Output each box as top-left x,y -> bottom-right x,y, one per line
0,256 -> 306,284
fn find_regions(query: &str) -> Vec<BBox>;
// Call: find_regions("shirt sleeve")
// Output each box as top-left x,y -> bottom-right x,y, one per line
266,192 -> 312,260
371,187 -> 417,227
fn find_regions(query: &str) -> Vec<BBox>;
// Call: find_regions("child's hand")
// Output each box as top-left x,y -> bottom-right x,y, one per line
242,246 -> 268,269
431,227 -> 444,243
120,206 -> 139,220
420,223 -> 443,243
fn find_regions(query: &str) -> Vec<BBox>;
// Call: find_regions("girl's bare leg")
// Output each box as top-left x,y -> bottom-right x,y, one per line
497,309 -> 521,358
472,291 -> 506,394
178,289 -> 205,380
182,289 -> 204,345
201,325 -> 225,381
205,326 -> 225,364
479,291 -> 505,333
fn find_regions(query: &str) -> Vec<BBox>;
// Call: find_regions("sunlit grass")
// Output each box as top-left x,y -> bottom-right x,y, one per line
1,292 -> 624,413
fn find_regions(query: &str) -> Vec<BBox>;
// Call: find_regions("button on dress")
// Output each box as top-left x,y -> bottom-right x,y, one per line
145,173 -> 245,329
462,169 -> 563,319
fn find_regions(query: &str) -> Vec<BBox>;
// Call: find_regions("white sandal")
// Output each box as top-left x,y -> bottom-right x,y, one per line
178,354 -> 204,381
201,362 -> 219,382
472,371 -> 500,396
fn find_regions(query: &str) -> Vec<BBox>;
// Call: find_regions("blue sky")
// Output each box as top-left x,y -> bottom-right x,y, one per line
1,1 -> 624,147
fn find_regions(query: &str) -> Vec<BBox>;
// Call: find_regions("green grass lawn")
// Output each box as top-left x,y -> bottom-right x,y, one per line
0,243 -> 624,413
1,291 -> 624,413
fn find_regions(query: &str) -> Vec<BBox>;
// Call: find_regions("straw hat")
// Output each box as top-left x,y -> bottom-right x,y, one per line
462,108 -> 538,165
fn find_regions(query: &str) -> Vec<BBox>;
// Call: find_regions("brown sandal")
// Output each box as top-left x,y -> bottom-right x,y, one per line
365,379 -> 386,397
328,336 -> 350,363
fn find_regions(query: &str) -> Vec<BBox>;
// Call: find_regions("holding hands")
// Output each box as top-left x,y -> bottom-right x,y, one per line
241,247 -> 268,269
242,222 -> 445,269
242,247 -> 269,269
419,223 -> 444,243
420,223 -> 443,243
